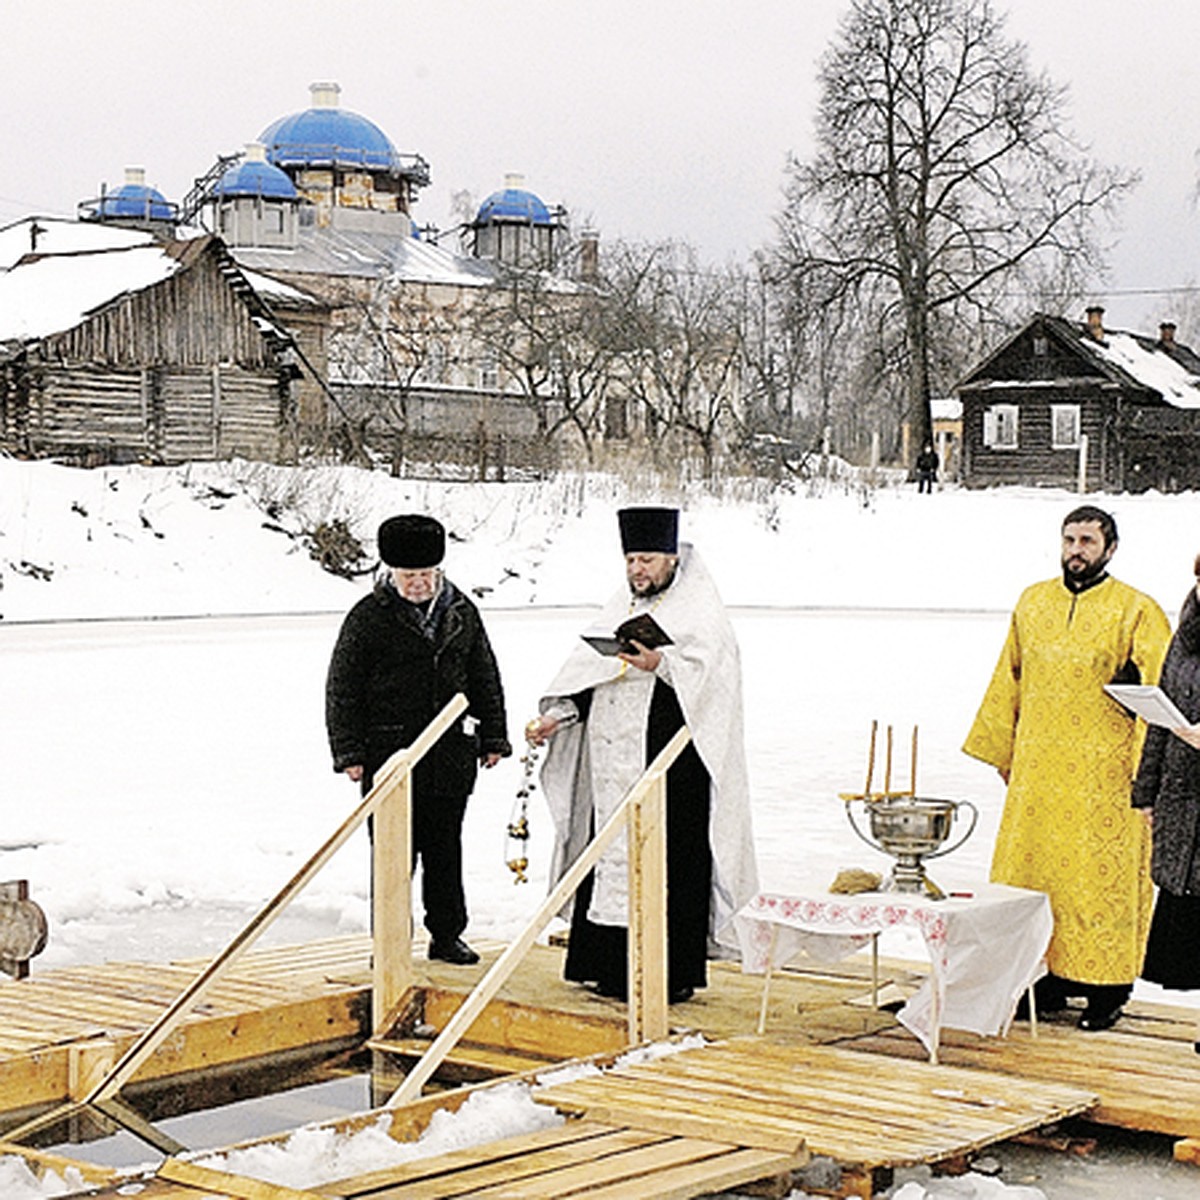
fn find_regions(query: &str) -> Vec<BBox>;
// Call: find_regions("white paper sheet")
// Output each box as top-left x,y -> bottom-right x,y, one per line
1104,683 -> 1189,728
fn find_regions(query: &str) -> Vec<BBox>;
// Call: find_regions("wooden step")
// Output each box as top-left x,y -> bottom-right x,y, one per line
365,1036 -> 555,1077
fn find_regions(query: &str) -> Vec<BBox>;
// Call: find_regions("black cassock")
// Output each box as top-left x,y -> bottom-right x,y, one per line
563,679 -> 712,999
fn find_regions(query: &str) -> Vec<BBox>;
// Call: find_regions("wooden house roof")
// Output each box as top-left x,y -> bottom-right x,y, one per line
959,313 -> 1200,409
0,228 -> 320,364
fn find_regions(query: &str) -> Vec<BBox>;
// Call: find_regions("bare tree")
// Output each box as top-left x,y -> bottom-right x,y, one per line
604,240 -> 747,478
469,246 -> 615,467
776,0 -> 1137,464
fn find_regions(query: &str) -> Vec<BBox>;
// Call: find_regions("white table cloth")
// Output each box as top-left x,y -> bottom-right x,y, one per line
735,883 -> 1052,1059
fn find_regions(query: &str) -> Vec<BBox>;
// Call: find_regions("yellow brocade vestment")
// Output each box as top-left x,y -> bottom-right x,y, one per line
963,576 -> 1170,985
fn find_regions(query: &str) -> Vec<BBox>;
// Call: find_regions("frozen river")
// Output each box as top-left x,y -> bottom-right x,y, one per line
4,605 -> 1200,1198
1,604 -> 1012,967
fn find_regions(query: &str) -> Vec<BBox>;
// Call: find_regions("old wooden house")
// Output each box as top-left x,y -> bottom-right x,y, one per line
958,308 -> 1200,492
0,220 -> 325,466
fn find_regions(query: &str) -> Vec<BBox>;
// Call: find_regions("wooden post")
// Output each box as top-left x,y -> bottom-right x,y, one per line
628,767 -> 668,1044
1077,432 -> 1089,493
373,768 -> 413,1031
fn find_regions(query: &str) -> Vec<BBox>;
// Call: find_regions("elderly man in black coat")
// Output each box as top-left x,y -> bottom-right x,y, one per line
325,514 -> 511,965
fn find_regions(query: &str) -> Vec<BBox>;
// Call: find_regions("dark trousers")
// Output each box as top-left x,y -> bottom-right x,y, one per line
412,791 -> 470,942
368,790 -> 470,944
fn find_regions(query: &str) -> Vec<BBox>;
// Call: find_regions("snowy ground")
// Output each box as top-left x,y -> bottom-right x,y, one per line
2,456 -> 1199,1198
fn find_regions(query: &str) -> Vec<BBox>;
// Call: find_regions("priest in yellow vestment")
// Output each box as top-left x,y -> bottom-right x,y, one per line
964,506 -> 1170,1031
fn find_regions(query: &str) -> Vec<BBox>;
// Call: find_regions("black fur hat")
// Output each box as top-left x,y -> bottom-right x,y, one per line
378,514 -> 445,568
617,506 -> 679,554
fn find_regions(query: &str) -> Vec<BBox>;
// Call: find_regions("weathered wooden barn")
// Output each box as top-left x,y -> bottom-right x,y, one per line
958,308 -> 1200,492
0,221 -> 325,466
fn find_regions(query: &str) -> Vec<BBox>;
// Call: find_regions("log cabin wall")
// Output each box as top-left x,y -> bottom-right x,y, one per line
960,382 -> 1125,491
0,244 -> 297,465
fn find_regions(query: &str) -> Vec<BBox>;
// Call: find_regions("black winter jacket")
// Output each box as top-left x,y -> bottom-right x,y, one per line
325,576 -> 511,795
1132,588 -> 1200,894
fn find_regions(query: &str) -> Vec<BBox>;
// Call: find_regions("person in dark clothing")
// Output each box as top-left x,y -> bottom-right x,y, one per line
915,443 -> 939,493
1132,555 -> 1200,1053
325,514 -> 511,965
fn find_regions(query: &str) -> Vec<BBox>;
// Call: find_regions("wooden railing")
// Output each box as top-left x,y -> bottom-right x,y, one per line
385,725 -> 691,1106
5,693 -> 468,1145
6,695 -> 691,1138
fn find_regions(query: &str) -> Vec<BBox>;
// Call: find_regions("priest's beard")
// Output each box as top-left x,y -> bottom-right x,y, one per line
631,568 -> 677,599
1062,555 -> 1110,592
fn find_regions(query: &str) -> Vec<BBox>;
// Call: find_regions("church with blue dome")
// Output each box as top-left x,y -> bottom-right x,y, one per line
470,173 -> 565,267
49,80 -> 596,474
81,167 -> 177,229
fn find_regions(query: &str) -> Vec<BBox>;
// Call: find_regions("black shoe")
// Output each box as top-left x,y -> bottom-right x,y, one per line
669,986 -> 694,1005
428,937 -> 480,965
1078,1002 -> 1123,1032
592,981 -> 628,1001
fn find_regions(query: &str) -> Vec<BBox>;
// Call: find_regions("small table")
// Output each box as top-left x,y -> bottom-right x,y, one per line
734,883 -> 1052,1063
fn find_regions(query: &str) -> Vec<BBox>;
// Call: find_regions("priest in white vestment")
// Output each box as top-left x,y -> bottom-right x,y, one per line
526,506 -> 757,1003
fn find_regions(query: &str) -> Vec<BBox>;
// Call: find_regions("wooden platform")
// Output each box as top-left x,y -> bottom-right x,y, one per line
1,935 -> 1198,1198
532,1036 -> 1095,1169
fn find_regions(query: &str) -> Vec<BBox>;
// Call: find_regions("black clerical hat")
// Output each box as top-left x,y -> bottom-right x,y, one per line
617,506 -> 679,554
378,514 -> 445,568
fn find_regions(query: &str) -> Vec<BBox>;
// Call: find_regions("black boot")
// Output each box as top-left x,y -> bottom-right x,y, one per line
1078,982 -> 1130,1031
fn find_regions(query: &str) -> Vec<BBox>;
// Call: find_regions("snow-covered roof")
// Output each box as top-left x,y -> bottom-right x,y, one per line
961,313 -> 1200,410
238,265 -> 323,307
1086,328 -> 1200,409
0,215 -> 156,271
0,241 -> 183,342
932,396 -> 962,421
229,224 -> 500,288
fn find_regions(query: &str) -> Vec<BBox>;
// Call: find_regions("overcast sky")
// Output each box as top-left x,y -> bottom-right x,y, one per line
1,1 -> 1197,331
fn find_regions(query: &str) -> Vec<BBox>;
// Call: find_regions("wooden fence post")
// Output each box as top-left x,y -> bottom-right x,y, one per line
627,769 -> 668,1044
373,768 -> 413,1031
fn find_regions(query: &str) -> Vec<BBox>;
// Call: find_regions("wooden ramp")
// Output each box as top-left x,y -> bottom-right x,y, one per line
61,1035 -> 1094,1200
533,1037 -> 1095,1183
62,1119 -> 806,1200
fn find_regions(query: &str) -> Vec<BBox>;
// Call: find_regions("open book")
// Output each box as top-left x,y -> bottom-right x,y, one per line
1104,683 -> 1189,729
581,611 -> 673,657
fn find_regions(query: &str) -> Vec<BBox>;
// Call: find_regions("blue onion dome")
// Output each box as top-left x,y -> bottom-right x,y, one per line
259,81 -> 400,172
475,173 -> 553,225
91,167 -> 174,220
214,143 -> 298,199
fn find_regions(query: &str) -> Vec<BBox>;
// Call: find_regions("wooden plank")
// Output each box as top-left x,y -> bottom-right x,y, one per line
459,1135 -> 750,1199
157,1156 -> 328,1198
322,1122 -> 660,1197
366,1037 -> 555,1076
421,989 -> 627,1060
583,1102 -> 806,1155
627,764 -> 669,1045
373,766 -> 413,1031
0,1141 -> 117,1186
559,1147 -> 810,1200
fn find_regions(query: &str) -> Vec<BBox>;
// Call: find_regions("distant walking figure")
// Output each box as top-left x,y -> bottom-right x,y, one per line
915,443 -> 939,493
